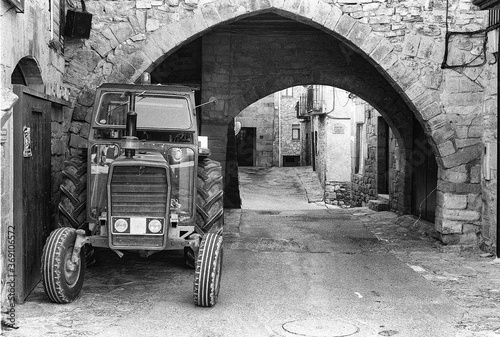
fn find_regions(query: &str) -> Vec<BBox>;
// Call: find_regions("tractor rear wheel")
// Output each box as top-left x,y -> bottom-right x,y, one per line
41,227 -> 85,303
185,158 -> 224,268
193,232 -> 223,307
58,151 -> 96,266
58,151 -> 88,231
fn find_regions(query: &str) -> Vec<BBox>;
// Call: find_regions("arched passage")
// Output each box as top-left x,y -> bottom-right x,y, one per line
65,1 -> 487,244
11,57 -> 44,89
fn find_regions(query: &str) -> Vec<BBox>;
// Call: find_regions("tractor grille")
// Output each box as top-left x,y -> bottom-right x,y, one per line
110,165 -> 168,217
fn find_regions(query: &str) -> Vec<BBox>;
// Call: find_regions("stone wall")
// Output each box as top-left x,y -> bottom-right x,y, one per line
351,104 -> 378,206
325,181 -> 351,207
279,95 -> 302,161
351,104 -> 403,211
60,0 -> 494,246
235,94 -> 276,167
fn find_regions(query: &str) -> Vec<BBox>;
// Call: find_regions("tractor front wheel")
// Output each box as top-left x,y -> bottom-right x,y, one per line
41,228 -> 85,303
193,232 -> 223,307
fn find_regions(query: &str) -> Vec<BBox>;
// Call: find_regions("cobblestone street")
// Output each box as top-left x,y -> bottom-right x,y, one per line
3,167 -> 498,336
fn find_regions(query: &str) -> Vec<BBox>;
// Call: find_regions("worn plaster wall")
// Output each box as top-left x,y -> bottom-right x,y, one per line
1,0 -> 67,313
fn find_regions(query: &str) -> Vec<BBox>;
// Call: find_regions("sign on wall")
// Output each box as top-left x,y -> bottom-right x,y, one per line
333,124 -> 345,134
6,0 -> 24,13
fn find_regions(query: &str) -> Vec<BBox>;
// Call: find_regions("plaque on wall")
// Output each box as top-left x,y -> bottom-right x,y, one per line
6,0 -> 24,12
333,124 -> 345,134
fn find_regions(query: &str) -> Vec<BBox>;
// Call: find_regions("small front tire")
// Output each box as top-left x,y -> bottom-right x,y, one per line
41,228 -> 85,303
193,232 -> 223,307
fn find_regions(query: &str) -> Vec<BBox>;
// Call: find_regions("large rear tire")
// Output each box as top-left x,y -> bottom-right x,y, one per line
193,232 -> 223,307
41,228 -> 85,303
58,152 -> 87,230
196,158 -> 224,233
185,158 -> 224,268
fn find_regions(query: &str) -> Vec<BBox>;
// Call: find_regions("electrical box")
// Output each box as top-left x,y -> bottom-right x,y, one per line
65,10 -> 92,39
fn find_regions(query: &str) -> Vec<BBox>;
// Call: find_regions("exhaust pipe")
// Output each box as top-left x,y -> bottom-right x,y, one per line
123,93 -> 138,158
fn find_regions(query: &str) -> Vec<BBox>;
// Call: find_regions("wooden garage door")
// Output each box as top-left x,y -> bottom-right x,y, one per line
13,86 -> 52,302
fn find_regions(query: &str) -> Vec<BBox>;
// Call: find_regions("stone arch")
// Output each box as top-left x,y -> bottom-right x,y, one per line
93,4 -> 445,157
11,56 -> 44,88
65,1 -> 486,244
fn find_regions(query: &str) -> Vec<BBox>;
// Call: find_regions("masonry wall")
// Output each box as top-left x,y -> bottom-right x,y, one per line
235,94 -> 276,167
351,102 -> 404,211
279,96 -> 302,162
59,0 -> 494,247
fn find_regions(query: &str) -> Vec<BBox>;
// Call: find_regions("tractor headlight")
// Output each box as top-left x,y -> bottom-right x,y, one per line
148,219 -> 162,234
114,218 -> 129,233
169,147 -> 184,162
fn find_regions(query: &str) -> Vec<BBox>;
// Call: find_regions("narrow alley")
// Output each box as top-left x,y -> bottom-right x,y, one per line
3,168 -> 498,337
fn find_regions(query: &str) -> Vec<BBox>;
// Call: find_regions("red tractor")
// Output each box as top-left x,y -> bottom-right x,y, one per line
41,80 -> 223,307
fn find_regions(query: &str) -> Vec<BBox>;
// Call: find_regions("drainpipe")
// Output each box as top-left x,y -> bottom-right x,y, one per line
278,93 -> 282,167
497,53 -> 499,260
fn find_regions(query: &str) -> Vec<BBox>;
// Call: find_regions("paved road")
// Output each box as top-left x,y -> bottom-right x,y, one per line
5,167 -> 464,337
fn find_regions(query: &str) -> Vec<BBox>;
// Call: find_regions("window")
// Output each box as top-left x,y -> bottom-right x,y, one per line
284,87 -> 293,97
292,124 -> 300,140
49,0 -> 65,51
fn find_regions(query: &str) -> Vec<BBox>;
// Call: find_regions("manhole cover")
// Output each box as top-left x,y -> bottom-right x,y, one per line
282,318 -> 359,337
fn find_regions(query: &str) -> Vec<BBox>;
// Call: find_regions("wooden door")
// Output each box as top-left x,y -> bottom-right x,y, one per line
411,123 -> 437,222
13,86 -> 52,302
236,127 -> 255,166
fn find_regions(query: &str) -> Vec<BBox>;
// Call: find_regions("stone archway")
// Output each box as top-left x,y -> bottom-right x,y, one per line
64,1 -> 488,245
11,57 -> 44,90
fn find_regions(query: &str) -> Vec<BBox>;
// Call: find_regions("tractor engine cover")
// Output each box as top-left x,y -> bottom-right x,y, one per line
107,152 -> 171,250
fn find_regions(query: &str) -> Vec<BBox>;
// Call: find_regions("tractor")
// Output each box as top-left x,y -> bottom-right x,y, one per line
41,77 -> 224,307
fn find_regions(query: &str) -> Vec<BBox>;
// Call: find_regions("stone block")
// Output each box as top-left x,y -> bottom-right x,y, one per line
436,218 -> 463,234
470,165 -> 481,184
136,1 -> 152,9
51,122 -> 64,139
455,138 -> 480,149
51,139 -> 65,156
146,18 -> 160,32
440,166 -> 467,183
343,4 -> 362,13
420,102 -> 441,121
69,134 -> 88,149
438,191 -> 467,209
440,208 -> 480,221
311,1 -> 335,25
459,77 -> 483,92
462,222 -> 480,237
79,123 -> 91,138
370,38 -> 394,63
110,21 -> 135,44
347,22 -> 372,46
405,81 -> 425,100
368,16 -> 391,25
441,144 -> 482,169
360,32 -> 383,54
437,140 -> 455,157
379,52 -> 398,70
363,3 -> 380,11
403,34 -> 420,57
334,13 -> 354,37
467,193 -> 482,211
416,36 -> 435,60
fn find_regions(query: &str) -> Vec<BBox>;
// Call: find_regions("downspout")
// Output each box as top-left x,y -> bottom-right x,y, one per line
278,93 -> 282,167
